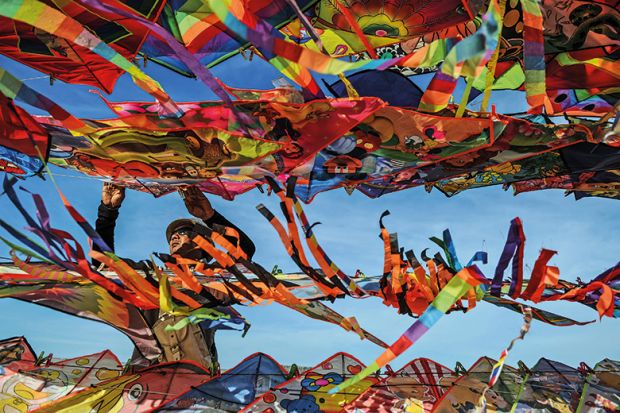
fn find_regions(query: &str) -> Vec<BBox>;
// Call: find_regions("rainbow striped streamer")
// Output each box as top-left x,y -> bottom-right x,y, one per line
330,266 -> 488,394
0,68 -> 93,133
206,0 -> 448,76
520,0 -> 546,113
0,0 -> 181,117
479,306 -> 532,409
209,0 -> 322,96
418,0 -> 502,112
480,0 -> 508,112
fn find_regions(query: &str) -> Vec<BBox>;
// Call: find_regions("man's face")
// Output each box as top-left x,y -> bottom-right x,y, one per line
169,229 -> 192,254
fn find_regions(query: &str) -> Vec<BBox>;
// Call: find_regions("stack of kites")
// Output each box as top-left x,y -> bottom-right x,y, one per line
0,0 -> 617,201
1,336 -> 619,412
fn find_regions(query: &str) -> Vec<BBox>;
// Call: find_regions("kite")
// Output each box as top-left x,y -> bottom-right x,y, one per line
154,352 -> 288,412
343,358 -> 457,412
1,0 -> 618,201
241,352 -> 377,412
0,0 -> 166,93
1,335 -> 618,413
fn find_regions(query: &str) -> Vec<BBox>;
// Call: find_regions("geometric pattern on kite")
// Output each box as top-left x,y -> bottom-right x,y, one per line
343,357 -> 620,413
0,0 -> 166,93
345,2 -> 620,117
280,0 -> 478,57
512,358 -> 585,413
353,116 -> 592,199
493,0 -> 620,60
464,59 -> 619,116
391,358 -> 458,412
153,352 -> 288,412
0,336 -> 36,372
292,106 -> 505,202
337,0 -> 620,75
342,358 -> 457,413
431,151 -> 572,197
240,352 -> 377,413
15,84 -> 611,203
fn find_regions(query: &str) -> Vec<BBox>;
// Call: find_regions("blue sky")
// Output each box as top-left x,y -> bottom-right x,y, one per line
0,54 -> 618,371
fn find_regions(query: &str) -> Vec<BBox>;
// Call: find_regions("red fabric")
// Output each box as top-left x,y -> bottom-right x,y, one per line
0,0 -> 165,93
542,282 -> 615,319
0,94 -> 49,157
493,46 -> 619,90
519,249 -> 557,302
546,48 -> 620,90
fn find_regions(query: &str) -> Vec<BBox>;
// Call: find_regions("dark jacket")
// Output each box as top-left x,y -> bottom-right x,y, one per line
93,202 -> 256,266
93,202 -> 256,369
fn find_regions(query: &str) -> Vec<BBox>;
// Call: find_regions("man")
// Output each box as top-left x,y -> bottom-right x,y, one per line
95,182 -> 256,370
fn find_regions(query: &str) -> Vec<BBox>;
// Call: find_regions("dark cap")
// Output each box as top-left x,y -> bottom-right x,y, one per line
165,218 -> 207,242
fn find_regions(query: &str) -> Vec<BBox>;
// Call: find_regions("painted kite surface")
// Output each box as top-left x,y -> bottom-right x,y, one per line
0,0 -> 617,200
241,352 -> 377,413
1,336 -> 618,413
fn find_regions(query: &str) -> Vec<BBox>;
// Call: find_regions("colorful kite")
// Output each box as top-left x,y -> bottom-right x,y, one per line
1,336 -> 618,413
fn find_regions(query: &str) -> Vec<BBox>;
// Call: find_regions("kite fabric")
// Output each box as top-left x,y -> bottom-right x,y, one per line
2,336 -> 618,413
1,74 -> 616,200
0,0 -> 166,93
1,0 -> 618,201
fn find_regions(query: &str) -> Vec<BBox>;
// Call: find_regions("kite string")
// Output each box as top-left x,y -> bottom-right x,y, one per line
478,306 -> 533,411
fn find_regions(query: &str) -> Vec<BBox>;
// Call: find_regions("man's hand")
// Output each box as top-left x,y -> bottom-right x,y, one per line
102,182 -> 125,209
178,186 -> 215,220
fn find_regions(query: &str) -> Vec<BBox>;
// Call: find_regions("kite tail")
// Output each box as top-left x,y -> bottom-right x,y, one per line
330,266 -> 489,394
478,306 -> 533,411
259,178 -> 345,295
205,0 -> 447,75
418,0 -> 503,112
0,177 -> 153,308
79,0 -> 259,135
491,218 -> 525,298
520,0 -> 547,113
0,68 -> 93,134
286,180 -> 368,298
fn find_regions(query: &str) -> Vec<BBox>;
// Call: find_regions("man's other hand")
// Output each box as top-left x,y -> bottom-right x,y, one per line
102,182 -> 125,209
178,186 -> 215,220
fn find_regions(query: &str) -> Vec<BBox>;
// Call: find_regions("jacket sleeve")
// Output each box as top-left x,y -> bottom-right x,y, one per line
92,202 -> 120,267
203,210 -> 256,260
